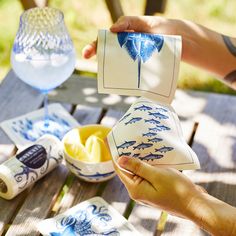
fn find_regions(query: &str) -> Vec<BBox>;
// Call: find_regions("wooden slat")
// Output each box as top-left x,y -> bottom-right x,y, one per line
6,105 -> 103,235
48,75 -> 137,111
162,92 -> 236,235
100,110 -> 131,215
0,70 -> 44,235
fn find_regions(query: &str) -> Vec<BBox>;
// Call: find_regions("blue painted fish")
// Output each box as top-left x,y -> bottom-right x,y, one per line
148,111 -> 168,119
140,153 -> 163,161
149,125 -> 170,132
117,141 -> 136,149
119,113 -> 131,122
133,142 -> 153,150
156,125 -> 171,131
155,107 -> 168,113
119,152 -> 132,156
134,105 -> 152,111
144,119 -> 160,125
155,146 -> 174,153
142,132 -> 156,137
133,153 -> 140,157
125,117 -> 142,125
148,137 -> 163,143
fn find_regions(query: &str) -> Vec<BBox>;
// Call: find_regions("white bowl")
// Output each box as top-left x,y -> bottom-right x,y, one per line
62,125 -> 116,183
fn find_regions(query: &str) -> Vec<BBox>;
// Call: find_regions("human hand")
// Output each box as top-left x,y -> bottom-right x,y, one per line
115,156 -> 206,219
82,16 -> 183,59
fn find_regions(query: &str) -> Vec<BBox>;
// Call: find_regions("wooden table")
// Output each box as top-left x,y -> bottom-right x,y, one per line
0,70 -> 236,236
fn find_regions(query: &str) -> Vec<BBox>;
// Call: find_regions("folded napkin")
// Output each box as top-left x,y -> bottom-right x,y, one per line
107,97 -> 200,170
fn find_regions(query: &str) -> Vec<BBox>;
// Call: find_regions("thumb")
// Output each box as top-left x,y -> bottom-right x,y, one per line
118,156 -> 157,183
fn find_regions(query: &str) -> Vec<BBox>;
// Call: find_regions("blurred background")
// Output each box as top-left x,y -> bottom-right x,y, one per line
0,0 -> 236,94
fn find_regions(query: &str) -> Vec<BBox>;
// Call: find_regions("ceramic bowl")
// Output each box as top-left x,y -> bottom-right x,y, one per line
62,124 -> 116,183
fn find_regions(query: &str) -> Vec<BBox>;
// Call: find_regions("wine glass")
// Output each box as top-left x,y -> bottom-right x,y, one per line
11,7 -> 76,140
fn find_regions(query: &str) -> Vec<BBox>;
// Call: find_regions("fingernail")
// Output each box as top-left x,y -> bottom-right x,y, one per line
118,156 -> 130,167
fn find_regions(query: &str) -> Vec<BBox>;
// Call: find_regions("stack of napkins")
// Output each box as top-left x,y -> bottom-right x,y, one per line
97,30 -> 200,170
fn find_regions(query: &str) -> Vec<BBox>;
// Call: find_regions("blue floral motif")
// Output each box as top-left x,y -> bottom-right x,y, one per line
50,205 -> 120,236
117,32 -> 164,88
11,113 -> 73,142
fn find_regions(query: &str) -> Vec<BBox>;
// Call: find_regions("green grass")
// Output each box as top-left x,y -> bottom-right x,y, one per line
0,0 -> 235,94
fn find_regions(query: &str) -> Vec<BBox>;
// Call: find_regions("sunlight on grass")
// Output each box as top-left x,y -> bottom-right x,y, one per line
0,0 -> 235,94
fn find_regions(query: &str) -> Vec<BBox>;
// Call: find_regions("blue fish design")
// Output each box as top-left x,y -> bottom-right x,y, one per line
117,141 -> 136,149
133,142 -> 153,150
142,132 -> 156,137
134,105 -> 152,111
155,125 -> 171,131
119,113 -> 131,122
140,153 -> 164,161
155,146 -> 174,153
119,152 -> 132,156
117,32 -> 164,88
148,137 -> 163,143
156,107 -> 168,113
144,119 -> 160,125
133,153 -> 140,157
125,117 -> 142,125
148,112 -> 168,119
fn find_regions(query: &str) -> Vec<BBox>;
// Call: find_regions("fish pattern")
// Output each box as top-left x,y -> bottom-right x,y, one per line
125,117 -> 142,125
148,112 -> 168,119
142,132 -> 156,137
155,146 -> 174,153
133,142 -> 153,150
139,153 -> 163,161
117,141 -> 136,149
134,105 -> 152,111
144,119 -> 160,125
115,100 -> 174,162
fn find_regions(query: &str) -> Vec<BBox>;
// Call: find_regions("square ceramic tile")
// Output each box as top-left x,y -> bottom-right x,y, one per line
1,103 -> 79,148
97,30 -> 181,104
37,197 -> 141,236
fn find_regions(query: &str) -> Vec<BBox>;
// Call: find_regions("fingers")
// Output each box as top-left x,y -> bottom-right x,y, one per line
82,40 -> 97,59
110,16 -> 153,33
117,156 -> 157,183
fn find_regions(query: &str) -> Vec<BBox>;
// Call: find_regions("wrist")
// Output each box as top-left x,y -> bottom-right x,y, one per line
186,192 -> 236,235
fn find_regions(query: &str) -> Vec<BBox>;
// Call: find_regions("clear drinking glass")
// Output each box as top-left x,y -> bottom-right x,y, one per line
11,7 -> 76,137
